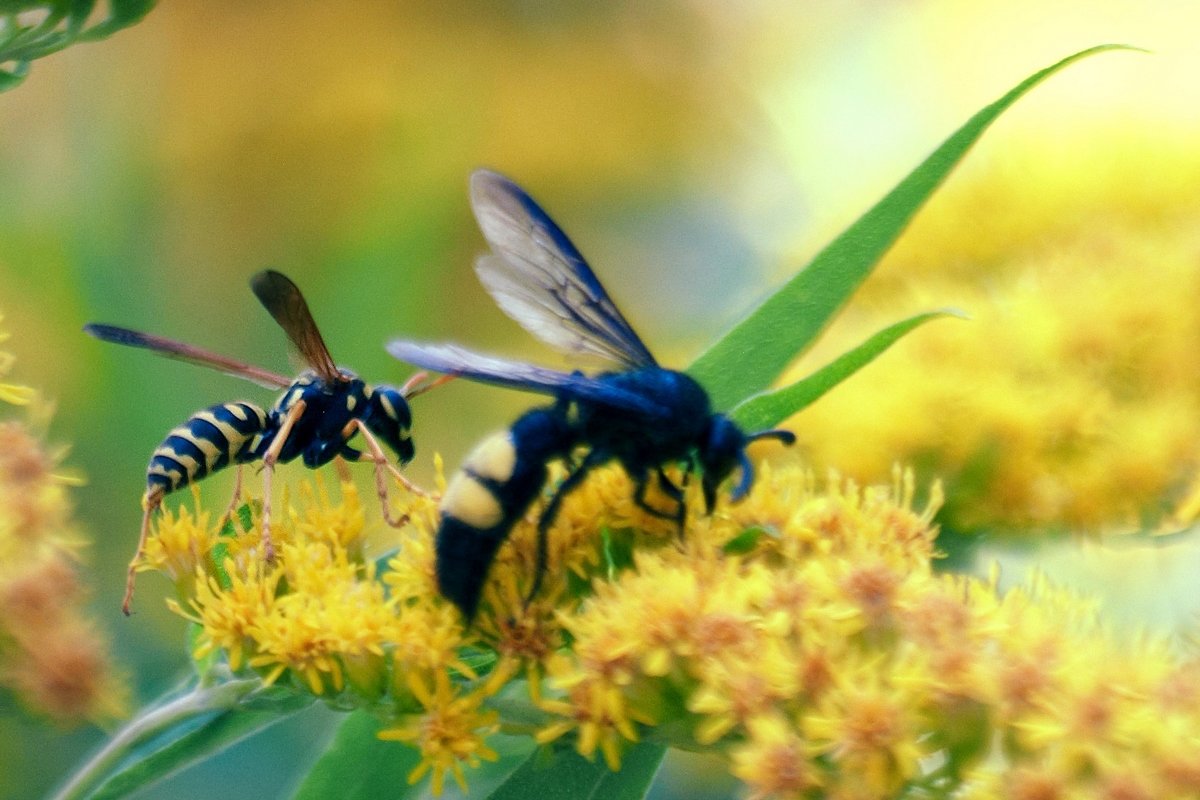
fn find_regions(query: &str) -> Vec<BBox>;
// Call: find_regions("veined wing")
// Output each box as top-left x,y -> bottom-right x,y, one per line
250,270 -> 341,383
470,169 -> 658,370
386,340 -> 670,418
83,324 -> 292,390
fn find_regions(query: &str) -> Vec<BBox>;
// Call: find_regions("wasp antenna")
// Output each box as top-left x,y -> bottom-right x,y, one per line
400,371 -> 429,395
748,428 -> 796,446
729,428 -> 794,504
730,450 -> 756,502
401,372 -> 455,400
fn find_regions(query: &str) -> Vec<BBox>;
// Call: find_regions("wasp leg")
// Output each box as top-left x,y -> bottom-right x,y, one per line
342,418 -> 428,499
388,466 -> 429,498
631,469 -> 682,522
260,399 -> 307,563
526,449 -> 608,608
215,464 -> 245,532
123,488 -> 164,616
333,454 -> 354,483
674,463 -> 694,533
345,419 -> 411,528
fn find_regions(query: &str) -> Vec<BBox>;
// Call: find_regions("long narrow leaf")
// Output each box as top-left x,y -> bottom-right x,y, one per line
486,741 -> 666,800
51,677 -> 313,800
89,704 -> 310,800
689,44 -> 1138,410
292,711 -> 424,800
293,710 -> 537,800
730,310 -> 962,431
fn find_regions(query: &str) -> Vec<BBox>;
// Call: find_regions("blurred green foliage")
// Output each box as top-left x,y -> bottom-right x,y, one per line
0,0 -> 154,89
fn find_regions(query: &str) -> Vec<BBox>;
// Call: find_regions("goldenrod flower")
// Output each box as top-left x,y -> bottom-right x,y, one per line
135,449 -> 1200,796
0,314 -> 35,406
138,498 -> 218,602
378,669 -> 505,795
803,660 -> 928,795
182,561 -> 278,672
730,714 -> 821,800
0,317 -> 126,724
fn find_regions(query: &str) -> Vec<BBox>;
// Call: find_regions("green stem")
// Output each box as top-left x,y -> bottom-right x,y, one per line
50,678 -> 262,800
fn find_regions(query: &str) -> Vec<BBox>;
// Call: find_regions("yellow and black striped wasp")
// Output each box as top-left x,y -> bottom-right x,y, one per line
86,270 -> 443,614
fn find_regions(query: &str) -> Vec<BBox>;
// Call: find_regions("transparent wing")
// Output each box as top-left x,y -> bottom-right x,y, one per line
386,340 -> 671,418
470,169 -> 658,369
250,269 -> 341,383
84,324 -> 292,390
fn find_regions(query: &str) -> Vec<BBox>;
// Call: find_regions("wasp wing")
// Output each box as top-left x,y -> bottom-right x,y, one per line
387,340 -> 671,418
84,324 -> 292,390
250,270 -> 341,383
470,169 -> 659,370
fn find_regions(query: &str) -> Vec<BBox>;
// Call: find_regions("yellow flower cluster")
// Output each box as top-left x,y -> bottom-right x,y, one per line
0,315 -> 126,724
794,131 -> 1200,533
143,451 -> 1200,797
153,474 -> 507,796
532,463 -> 1200,799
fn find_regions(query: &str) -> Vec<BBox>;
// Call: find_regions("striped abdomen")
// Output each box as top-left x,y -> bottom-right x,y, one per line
436,407 -> 575,621
145,402 -> 270,499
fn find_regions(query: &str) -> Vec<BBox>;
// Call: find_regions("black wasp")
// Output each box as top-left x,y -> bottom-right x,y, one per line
86,270 -> 440,614
388,170 -> 795,622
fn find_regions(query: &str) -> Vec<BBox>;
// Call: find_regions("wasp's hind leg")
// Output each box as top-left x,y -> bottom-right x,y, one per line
123,488 -> 164,616
631,465 -> 694,537
215,464 -> 246,532
632,468 -> 682,521
669,463 -> 694,534
259,399 -> 307,563
344,419 -> 414,528
526,450 -> 608,608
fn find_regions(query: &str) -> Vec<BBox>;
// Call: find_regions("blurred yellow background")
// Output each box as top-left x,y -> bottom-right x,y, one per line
2,1 -> 1198,798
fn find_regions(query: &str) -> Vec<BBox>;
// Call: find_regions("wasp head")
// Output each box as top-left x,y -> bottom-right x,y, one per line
364,386 -> 415,464
699,415 -> 796,513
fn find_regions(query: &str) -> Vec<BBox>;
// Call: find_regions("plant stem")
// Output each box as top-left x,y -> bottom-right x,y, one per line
50,677 -> 262,800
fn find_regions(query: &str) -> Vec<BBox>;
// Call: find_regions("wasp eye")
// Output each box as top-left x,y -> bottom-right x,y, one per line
364,387 -> 414,463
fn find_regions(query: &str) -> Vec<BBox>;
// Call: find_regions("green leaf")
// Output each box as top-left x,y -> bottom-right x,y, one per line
294,711 -> 537,800
601,527 -> 637,578
53,677 -> 313,800
89,703 -> 308,800
292,711 -> 423,800
0,0 -> 155,91
209,502 -> 253,591
722,525 -> 777,555
78,0 -> 155,40
458,646 -> 500,676
235,501 -> 253,532
730,309 -> 962,431
0,63 -> 28,90
689,44 -> 1141,410
186,622 -> 220,677
486,741 -> 666,800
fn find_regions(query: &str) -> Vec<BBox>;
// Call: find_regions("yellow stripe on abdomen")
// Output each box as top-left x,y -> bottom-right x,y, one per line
463,432 -> 517,482
441,471 -> 504,530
